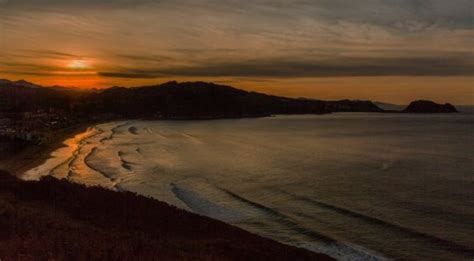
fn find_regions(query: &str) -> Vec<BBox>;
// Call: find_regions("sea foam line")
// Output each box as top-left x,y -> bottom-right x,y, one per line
214,185 -> 385,260
277,189 -> 474,257
22,126 -> 102,181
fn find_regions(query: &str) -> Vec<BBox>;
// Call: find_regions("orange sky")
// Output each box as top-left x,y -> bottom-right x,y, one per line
1,0 -> 473,104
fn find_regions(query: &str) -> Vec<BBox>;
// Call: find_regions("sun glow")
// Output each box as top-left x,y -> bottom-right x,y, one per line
67,60 -> 90,70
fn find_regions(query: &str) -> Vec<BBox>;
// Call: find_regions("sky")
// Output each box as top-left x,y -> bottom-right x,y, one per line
0,0 -> 473,104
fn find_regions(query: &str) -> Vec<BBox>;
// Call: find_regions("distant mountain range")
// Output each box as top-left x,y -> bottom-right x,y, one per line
0,79 -> 459,118
0,79 -> 85,92
0,79 -> 43,89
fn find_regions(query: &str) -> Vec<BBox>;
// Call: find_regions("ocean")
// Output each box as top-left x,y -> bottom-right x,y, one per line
24,113 -> 474,260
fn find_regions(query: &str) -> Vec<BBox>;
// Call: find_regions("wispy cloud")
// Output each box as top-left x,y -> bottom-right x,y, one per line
98,71 -> 164,79
99,54 -> 474,78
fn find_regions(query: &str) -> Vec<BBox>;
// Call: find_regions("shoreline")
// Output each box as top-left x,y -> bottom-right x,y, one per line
0,120 -> 334,260
0,122 -> 102,177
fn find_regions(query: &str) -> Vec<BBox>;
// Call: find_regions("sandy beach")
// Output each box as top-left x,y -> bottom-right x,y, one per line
0,123 -> 98,177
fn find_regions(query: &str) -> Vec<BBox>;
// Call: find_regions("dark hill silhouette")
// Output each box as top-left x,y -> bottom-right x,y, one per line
93,81 -> 328,118
0,80 -> 383,118
325,99 -> 383,112
0,84 -> 75,113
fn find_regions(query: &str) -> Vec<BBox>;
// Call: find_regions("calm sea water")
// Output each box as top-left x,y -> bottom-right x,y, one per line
25,113 -> 474,260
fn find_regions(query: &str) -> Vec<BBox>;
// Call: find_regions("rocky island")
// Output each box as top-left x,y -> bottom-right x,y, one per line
404,100 -> 458,113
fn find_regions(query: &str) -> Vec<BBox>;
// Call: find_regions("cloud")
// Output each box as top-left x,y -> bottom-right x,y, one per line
0,0 -> 159,9
98,54 -> 474,78
98,71 -> 164,79
1,0 -> 472,30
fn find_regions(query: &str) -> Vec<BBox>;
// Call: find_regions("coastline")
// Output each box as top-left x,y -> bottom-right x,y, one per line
0,120 -> 334,260
0,122 -> 100,177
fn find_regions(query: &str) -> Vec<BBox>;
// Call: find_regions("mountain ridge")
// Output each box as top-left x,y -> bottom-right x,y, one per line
0,79 -> 459,117
0,80 -> 383,118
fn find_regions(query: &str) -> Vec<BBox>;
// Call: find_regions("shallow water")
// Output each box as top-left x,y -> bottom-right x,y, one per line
24,113 -> 474,260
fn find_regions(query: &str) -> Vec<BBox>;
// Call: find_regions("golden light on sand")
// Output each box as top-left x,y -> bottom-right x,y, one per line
67,60 -> 90,70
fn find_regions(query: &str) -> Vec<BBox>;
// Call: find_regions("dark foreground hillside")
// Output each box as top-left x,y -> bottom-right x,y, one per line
0,171 -> 332,260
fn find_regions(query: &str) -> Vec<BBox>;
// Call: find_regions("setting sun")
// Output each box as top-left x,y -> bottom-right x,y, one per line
67,60 -> 90,70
